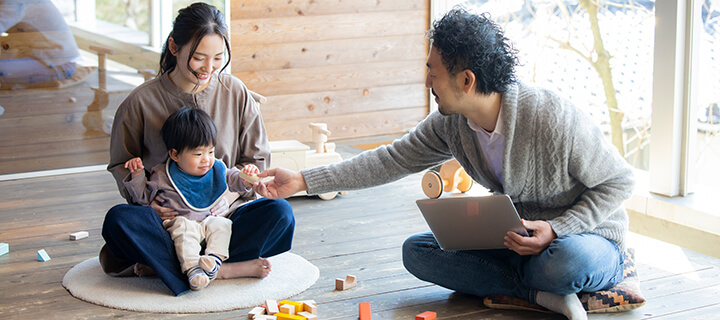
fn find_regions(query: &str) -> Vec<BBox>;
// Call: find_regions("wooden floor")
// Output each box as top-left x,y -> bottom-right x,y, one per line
1,145 -> 720,319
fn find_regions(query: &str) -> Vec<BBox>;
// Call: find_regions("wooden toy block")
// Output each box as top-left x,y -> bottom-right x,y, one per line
309,123 -> 331,153
301,302 -> 317,314
359,302 -> 371,320
69,231 -> 89,240
279,300 -> 305,313
265,299 -> 280,314
248,306 -> 266,319
254,316 -> 277,320
273,313 -> 305,320
37,249 -> 51,261
279,304 -> 295,315
238,170 -> 261,184
298,311 -> 317,320
415,311 -> 437,320
335,274 -> 357,290
0,243 -> 8,256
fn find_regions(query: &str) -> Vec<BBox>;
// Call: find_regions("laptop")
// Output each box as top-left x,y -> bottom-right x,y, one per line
415,194 -> 529,250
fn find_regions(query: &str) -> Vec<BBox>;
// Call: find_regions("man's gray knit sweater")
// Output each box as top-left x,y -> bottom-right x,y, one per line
301,82 -> 635,249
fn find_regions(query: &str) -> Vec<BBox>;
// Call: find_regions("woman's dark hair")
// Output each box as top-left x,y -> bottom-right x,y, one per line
161,106 -> 217,153
428,7 -> 519,95
158,3 -> 231,78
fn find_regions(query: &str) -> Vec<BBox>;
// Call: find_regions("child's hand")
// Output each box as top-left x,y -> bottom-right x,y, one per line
241,164 -> 260,187
242,164 -> 260,176
124,157 -> 145,177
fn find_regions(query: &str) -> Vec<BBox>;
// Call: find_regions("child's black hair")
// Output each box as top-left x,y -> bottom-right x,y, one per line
161,106 -> 217,153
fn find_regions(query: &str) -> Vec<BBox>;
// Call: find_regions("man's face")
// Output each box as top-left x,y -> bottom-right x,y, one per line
425,46 -> 463,115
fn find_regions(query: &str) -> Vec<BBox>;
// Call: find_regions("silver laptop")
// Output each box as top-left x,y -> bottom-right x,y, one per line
416,194 -> 529,250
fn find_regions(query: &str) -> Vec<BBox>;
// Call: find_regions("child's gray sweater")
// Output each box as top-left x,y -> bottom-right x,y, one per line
302,82 -> 635,249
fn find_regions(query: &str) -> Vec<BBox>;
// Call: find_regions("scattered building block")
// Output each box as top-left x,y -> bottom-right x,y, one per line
335,274 -> 357,290
415,311 -> 437,320
274,313 -> 305,320
265,299 -> 280,314
359,302 -> 371,320
238,170 -> 260,184
279,300 -> 304,314
301,301 -> 317,315
248,306 -> 266,319
37,249 -> 51,261
254,316 -> 277,320
0,243 -> 8,256
69,231 -> 89,240
279,304 -> 295,315
68,97 -> 77,103
298,311 -> 317,320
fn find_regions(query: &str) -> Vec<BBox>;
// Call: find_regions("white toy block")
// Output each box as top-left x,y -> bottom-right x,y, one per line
37,249 -> 51,261
300,301 -> 317,314
248,306 -> 266,319
238,171 -> 261,184
265,299 -> 280,314
298,311 -> 317,320
0,243 -> 8,256
69,231 -> 89,240
279,304 -> 295,315
254,316 -> 277,320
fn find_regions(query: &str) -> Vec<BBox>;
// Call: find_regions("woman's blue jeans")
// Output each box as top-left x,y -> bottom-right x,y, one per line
101,198 -> 294,296
402,232 -> 624,303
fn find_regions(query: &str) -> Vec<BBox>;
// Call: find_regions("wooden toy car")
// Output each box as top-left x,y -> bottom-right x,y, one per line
269,123 -> 344,200
421,159 -> 474,198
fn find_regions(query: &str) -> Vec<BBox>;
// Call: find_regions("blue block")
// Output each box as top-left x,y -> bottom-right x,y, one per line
37,249 -> 51,262
0,243 -> 8,256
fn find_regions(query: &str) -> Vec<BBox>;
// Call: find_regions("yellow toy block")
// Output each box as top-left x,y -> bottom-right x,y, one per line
274,313 -> 305,320
279,300 -> 304,314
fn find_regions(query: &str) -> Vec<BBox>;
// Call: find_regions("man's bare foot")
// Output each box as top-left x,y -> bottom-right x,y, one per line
133,263 -> 156,277
216,258 -> 271,279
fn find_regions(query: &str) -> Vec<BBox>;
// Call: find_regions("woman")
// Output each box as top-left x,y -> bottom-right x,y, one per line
100,3 -> 294,296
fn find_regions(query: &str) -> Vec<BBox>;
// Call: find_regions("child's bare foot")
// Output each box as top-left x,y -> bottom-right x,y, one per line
217,258 -> 271,279
134,263 -> 156,277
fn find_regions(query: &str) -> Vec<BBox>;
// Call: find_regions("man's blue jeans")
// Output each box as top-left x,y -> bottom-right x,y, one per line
402,232 -> 624,303
101,198 -> 295,296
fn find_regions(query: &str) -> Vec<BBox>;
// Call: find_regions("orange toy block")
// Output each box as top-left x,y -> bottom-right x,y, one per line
274,313 -> 305,320
265,299 -> 280,314
359,302 -> 371,320
415,311 -> 437,320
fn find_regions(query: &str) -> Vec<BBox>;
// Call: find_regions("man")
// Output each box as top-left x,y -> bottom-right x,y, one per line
255,8 -> 634,320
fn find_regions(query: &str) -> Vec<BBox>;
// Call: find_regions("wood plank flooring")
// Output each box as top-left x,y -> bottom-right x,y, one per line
1,145 -> 719,319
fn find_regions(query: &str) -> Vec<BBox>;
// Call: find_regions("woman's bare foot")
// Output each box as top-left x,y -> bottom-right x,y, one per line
216,258 -> 271,279
133,263 -> 156,277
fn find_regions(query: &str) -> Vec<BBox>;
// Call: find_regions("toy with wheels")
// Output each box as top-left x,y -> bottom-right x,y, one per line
421,159 -> 474,198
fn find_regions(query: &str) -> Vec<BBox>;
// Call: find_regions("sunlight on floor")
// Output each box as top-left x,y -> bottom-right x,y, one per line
627,232 -> 700,281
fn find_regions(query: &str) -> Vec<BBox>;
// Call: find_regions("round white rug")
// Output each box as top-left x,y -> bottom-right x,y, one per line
62,252 -> 319,313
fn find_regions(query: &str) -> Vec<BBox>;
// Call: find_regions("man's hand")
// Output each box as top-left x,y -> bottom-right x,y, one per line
504,219 -> 557,255
151,194 -> 178,220
255,167 -> 308,199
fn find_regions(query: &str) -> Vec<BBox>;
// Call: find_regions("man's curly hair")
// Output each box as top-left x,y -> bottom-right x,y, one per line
428,7 -> 519,95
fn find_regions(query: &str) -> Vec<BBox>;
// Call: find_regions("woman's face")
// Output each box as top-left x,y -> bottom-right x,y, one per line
170,33 -> 225,93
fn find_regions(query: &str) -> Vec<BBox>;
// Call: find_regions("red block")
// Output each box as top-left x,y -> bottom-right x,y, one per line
415,311 -> 437,320
359,302 -> 371,320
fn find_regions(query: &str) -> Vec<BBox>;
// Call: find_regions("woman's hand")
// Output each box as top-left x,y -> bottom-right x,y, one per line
151,194 -> 178,220
255,167 -> 308,199
503,219 -> 557,255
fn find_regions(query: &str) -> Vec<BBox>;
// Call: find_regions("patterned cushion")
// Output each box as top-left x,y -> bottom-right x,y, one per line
483,248 -> 646,313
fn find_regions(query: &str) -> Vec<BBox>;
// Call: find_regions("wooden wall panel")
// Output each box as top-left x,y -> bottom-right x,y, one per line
231,0 -> 430,142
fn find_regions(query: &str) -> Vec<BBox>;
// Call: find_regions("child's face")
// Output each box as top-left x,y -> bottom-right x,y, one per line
169,145 -> 215,176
